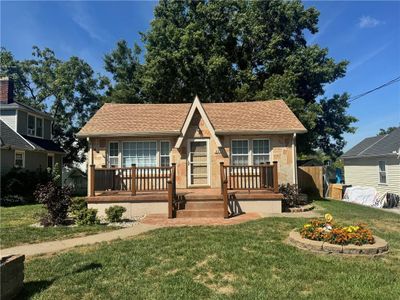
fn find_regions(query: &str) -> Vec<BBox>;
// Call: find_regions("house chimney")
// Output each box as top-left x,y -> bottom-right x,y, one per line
0,77 -> 14,104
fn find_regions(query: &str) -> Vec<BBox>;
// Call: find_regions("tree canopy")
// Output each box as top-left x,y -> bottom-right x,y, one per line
0,47 -> 107,164
105,0 -> 356,159
377,126 -> 398,136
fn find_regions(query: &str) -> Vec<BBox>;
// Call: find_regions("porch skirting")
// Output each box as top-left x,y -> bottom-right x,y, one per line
89,202 -> 168,219
230,199 -> 282,215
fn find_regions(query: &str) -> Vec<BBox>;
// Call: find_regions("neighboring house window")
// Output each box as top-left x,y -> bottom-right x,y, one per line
231,140 -> 249,165
27,114 -> 44,138
108,142 -> 119,167
47,154 -> 54,170
14,151 -> 25,168
378,161 -> 387,184
122,141 -> 157,167
253,139 -> 270,165
36,118 -> 43,137
27,115 -> 35,135
160,141 -> 171,167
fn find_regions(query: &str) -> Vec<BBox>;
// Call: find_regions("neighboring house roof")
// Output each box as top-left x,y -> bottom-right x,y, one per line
0,101 -> 53,119
0,120 -> 34,150
77,99 -> 307,138
23,135 -> 65,153
0,120 -> 64,153
342,127 -> 400,158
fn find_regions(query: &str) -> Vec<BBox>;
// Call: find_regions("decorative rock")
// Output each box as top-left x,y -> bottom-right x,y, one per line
288,230 -> 389,256
287,204 -> 314,213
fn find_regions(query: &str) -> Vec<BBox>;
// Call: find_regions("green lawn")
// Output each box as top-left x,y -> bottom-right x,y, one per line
0,204 -> 118,249
20,200 -> 400,299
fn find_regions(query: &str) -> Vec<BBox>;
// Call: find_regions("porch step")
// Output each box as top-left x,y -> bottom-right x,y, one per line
185,201 -> 224,210
181,194 -> 223,201
176,209 -> 223,218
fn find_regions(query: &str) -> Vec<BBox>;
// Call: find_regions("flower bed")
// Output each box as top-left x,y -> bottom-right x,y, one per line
300,214 -> 375,246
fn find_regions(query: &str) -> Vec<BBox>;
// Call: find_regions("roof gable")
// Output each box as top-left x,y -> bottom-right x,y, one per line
175,96 -> 222,148
342,127 -> 400,158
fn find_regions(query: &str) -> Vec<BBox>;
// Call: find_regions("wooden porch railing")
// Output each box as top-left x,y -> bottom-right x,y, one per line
219,161 -> 279,219
89,164 -> 177,218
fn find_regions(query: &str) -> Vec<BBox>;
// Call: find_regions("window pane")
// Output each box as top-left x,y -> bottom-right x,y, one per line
36,118 -> 43,137
122,141 -> 157,167
254,155 -> 269,165
232,140 -> 248,154
161,141 -> 170,156
47,156 -> 54,168
379,161 -> 386,172
161,156 -> 170,167
232,155 -> 248,166
28,115 -> 35,135
109,142 -> 119,156
380,173 -> 386,184
15,153 -> 23,167
253,140 -> 269,154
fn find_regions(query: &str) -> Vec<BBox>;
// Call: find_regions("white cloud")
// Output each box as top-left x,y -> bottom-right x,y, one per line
358,16 -> 382,28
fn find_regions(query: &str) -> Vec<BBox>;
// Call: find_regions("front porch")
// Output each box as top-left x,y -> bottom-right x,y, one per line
87,163 -> 283,219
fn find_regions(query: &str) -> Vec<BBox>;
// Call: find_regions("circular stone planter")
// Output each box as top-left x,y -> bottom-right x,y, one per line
288,230 -> 389,255
287,204 -> 314,213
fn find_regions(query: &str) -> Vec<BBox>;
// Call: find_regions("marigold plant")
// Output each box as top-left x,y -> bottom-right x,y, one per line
300,214 -> 374,246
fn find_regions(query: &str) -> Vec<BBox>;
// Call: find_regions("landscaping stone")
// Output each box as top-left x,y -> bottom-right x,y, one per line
288,230 -> 389,256
287,204 -> 315,213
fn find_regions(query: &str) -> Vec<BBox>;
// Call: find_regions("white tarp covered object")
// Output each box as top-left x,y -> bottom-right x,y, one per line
343,186 -> 386,208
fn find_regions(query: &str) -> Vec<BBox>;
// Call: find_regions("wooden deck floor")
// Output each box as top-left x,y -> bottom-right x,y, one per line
87,188 -> 282,203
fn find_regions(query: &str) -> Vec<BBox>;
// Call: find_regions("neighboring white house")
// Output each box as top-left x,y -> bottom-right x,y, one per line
342,127 -> 400,196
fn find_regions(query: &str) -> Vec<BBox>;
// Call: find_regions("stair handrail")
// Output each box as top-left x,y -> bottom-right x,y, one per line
220,162 -> 229,218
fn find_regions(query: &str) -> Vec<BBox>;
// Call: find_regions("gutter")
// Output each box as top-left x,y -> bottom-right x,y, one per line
76,131 -> 181,138
215,129 -> 307,135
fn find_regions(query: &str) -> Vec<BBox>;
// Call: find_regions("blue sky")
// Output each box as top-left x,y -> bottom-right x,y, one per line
1,1 -> 399,151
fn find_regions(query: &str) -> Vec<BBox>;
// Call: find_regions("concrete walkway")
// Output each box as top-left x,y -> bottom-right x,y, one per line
0,223 -> 160,258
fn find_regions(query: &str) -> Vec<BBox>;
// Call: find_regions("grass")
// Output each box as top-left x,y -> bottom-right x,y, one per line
20,200 -> 400,299
0,204 -> 118,249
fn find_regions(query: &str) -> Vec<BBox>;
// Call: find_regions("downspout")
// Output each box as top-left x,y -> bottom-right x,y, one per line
292,133 -> 298,184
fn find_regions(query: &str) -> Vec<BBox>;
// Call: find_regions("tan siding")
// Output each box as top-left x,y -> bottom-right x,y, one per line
344,156 -> 400,195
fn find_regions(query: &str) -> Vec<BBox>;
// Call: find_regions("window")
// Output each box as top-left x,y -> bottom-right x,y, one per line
47,154 -> 54,169
27,114 -> 43,138
231,140 -> 249,165
108,142 -> 119,167
160,141 -> 171,167
378,161 -> 387,184
36,118 -> 43,137
14,151 -> 25,168
27,115 -> 35,135
253,140 -> 270,165
122,141 -> 157,167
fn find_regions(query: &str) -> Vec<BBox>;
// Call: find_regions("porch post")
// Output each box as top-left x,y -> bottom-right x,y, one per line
260,162 -> 265,189
131,164 -> 136,196
219,162 -> 224,194
273,161 -> 279,193
89,164 -> 95,197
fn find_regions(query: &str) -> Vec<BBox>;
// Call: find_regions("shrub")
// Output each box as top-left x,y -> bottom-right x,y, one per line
279,183 -> 302,208
75,208 -> 100,225
70,197 -> 88,216
300,214 -> 375,246
34,181 -> 72,226
1,168 -> 51,205
105,206 -> 127,223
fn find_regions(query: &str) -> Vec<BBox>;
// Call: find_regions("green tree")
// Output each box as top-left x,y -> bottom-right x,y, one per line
0,47 -> 108,164
377,126 -> 398,136
111,0 -> 355,158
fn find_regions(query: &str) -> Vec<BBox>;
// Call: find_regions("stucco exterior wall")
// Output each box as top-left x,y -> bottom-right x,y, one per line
344,156 -> 400,195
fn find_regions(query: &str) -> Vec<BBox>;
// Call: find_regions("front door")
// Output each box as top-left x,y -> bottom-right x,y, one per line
188,139 -> 209,186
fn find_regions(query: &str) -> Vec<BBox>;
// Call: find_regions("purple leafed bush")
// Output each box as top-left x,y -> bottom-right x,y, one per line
34,182 -> 72,226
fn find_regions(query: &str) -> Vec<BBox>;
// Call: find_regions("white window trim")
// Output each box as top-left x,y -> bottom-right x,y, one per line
27,113 -> 44,138
14,150 -> 25,168
47,153 -> 55,169
231,139 -> 272,166
231,139 -> 250,166
121,140 -> 158,168
108,141 -> 120,167
160,140 -> 171,167
252,139 -> 271,165
378,160 -> 388,185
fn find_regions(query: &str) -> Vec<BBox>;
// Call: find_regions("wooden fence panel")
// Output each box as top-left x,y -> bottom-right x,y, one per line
297,166 -> 324,197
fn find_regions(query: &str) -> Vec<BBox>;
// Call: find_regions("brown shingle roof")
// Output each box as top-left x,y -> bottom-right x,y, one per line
77,100 -> 306,137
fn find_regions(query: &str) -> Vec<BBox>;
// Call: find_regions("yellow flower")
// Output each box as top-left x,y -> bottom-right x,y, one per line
325,213 -> 333,223
304,224 -> 311,228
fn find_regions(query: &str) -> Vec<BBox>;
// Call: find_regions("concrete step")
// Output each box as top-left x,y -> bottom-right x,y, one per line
176,209 -> 224,218
185,201 -> 224,210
